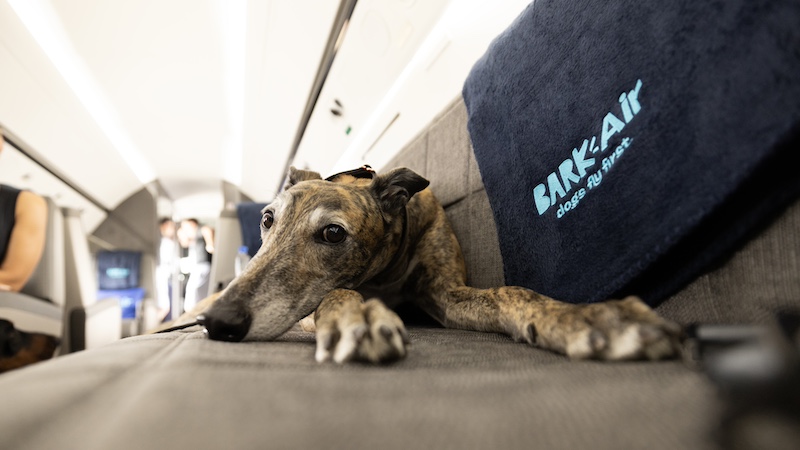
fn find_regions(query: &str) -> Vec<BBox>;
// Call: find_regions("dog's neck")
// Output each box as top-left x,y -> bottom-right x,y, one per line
349,204 -> 411,295
375,205 -> 409,281
352,206 -> 414,308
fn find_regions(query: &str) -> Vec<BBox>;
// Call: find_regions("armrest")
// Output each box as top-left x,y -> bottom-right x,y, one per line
68,298 -> 121,352
0,291 -> 63,336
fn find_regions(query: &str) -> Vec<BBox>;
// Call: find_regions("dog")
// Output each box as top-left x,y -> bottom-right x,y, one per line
0,319 -> 59,373
193,166 -> 682,363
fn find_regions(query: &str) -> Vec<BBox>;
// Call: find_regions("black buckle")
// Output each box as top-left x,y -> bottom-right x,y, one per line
325,165 -> 375,182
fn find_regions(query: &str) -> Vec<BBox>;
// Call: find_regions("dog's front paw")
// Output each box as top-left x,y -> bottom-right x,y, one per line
315,299 -> 409,364
534,296 -> 683,361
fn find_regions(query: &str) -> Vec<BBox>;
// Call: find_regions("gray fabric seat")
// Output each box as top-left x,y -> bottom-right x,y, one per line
0,328 -> 718,450
0,97 -> 798,449
0,196 -> 65,340
61,208 -> 122,352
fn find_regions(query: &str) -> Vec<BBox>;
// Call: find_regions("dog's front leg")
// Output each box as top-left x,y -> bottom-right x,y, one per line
314,289 -> 409,364
439,287 -> 683,361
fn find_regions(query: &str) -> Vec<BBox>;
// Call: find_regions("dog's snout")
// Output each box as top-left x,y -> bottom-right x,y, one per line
198,304 -> 252,342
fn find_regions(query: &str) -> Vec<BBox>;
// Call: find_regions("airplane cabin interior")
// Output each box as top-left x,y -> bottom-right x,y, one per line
1,1 -> 799,449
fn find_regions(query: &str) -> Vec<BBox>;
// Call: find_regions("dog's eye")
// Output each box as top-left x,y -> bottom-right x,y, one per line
262,211 -> 274,230
321,224 -> 346,244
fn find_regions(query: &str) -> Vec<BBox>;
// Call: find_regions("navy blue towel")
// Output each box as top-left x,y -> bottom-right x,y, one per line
463,0 -> 800,305
236,202 -> 268,258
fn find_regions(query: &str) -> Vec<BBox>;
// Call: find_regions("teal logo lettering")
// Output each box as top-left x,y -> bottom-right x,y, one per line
533,79 -> 643,216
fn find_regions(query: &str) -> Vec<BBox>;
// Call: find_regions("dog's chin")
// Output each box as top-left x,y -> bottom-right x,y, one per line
242,304 -> 316,342
242,322 -> 293,342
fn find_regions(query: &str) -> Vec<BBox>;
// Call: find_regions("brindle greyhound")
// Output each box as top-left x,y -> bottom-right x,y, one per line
195,166 -> 682,363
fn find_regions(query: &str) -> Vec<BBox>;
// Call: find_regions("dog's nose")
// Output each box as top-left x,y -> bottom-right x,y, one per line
197,304 -> 252,342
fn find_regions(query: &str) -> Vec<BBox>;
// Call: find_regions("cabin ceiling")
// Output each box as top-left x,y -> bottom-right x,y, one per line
0,0 -> 531,226
1,0 -> 338,219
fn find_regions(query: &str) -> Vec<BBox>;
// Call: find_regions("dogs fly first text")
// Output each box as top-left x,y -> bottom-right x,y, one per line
533,79 -> 643,219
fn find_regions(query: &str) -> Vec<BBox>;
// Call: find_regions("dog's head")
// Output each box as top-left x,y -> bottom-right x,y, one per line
200,166 -> 429,342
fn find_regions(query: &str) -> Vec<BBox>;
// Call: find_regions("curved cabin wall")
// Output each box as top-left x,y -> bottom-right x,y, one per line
91,186 -> 159,324
91,187 -> 158,254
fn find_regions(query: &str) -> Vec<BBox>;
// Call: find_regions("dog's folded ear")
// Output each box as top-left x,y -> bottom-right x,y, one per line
371,168 -> 430,214
284,166 -> 323,190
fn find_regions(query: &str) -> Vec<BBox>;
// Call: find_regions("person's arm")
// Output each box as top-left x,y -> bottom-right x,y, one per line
0,191 -> 47,292
201,226 -> 215,254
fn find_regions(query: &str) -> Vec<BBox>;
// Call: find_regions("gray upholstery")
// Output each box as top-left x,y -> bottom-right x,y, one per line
20,197 -> 66,305
657,198 -> 800,325
207,209 -> 243,295
0,97 -> 797,449
62,207 -> 121,352
0,196 -> 64,337
384,99 -> 505,290
0,328 -> 718,450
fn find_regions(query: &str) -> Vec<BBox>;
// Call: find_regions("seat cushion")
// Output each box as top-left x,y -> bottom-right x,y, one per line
0,327 -> 719,450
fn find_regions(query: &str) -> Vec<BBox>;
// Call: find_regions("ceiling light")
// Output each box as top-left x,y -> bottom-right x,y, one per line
331,0 -> 510,174
7,0 -> 156,184
213,0 -> 247,186
331,1 -> 464,174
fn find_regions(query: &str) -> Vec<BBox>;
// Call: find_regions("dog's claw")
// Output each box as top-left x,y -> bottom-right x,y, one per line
315,330 -> 334,363
354,325 -> 368,341
331,324 -> 368,364
315,346 -> 331,363
589,329 -> 607,352
321,330 -> 337,350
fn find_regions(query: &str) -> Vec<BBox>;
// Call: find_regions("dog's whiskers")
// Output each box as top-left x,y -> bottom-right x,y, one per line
155,320 -> 202,334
